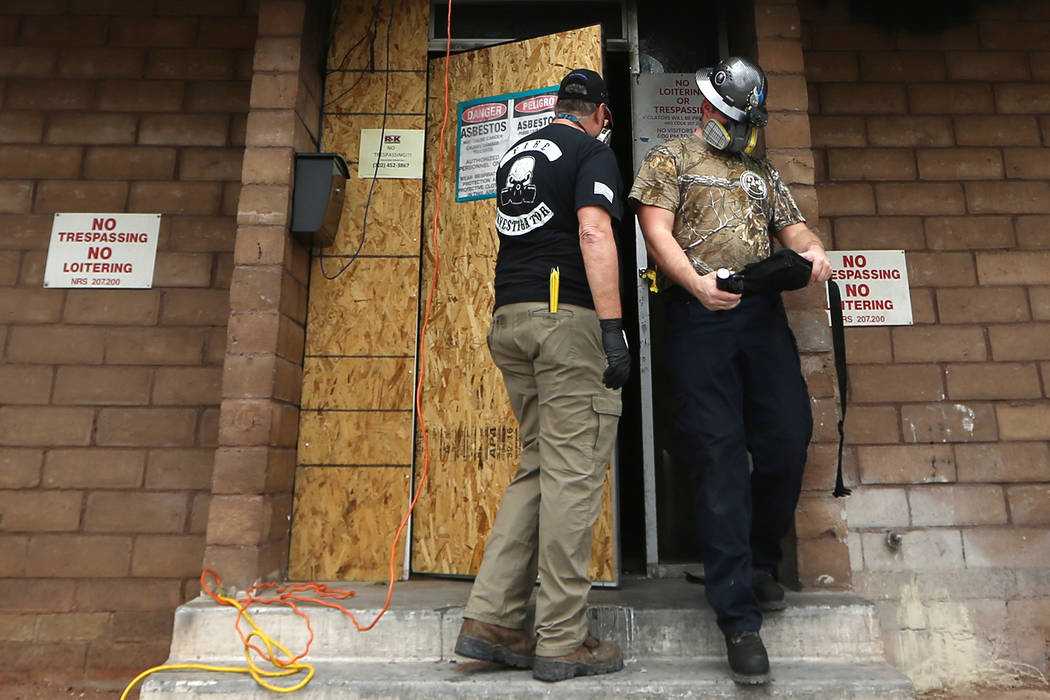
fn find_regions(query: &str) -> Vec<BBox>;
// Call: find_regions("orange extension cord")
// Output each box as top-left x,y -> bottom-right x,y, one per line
119,4 -> 455,697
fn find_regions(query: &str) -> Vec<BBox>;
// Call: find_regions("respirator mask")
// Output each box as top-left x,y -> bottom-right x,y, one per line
696,57 -> 769,155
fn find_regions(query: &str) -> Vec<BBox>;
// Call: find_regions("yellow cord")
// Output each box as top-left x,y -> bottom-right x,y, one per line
119,593 -> 315,699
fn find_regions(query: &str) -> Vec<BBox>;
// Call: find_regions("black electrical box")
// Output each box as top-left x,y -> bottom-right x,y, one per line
290,152 -> 349,248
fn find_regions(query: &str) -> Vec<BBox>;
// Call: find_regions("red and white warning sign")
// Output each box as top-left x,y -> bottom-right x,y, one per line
44,213 -> 161,289
826,249 -> 913,327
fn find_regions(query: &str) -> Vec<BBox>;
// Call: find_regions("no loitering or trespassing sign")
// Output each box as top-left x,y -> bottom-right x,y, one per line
825,249 -> 914,327
44,213 -> 161,289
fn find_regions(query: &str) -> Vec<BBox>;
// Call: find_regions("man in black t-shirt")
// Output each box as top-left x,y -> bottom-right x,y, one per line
454,69 -> 629,683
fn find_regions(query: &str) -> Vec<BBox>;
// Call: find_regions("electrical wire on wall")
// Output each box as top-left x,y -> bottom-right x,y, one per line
316,0 -> 394,280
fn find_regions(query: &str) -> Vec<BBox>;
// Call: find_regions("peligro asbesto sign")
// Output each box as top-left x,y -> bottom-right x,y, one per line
44,213 -> 161,289
825,249 -> 913,327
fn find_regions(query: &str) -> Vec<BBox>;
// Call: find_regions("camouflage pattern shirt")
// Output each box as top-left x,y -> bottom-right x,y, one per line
628,133 -> 804,278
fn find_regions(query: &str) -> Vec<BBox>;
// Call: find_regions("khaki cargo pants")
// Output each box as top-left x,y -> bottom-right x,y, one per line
464,302 -> 621,657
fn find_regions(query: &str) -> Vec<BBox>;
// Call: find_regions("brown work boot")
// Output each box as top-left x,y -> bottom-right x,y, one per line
454,618 -> 536,669
532,634 -> 624,682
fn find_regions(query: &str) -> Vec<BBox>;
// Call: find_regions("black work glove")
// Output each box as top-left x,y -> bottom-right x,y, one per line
599,318 -> 631,389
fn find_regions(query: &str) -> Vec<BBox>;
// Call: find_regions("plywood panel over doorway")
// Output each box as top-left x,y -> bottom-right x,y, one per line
413,24 -> 617,582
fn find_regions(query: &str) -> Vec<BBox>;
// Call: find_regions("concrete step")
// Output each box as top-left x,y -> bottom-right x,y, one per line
141,659 -> 915,699
166,577 -> 888,663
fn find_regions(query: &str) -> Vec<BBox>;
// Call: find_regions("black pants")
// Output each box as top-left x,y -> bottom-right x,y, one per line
665,290 -> 812,636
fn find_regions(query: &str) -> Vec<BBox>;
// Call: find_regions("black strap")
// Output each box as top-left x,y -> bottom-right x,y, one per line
827,280 -> 851,498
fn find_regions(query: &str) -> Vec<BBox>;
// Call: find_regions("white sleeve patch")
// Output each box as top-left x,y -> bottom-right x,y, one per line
593,181 -> 614,203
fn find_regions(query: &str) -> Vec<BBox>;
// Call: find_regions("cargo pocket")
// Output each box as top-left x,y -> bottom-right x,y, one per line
591,395 -> 622,467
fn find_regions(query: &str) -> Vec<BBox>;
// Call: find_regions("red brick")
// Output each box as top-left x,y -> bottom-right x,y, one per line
0,578 -> 76,612
228,265 -> 284,312
827,148 -> 915,181
900,402 -> 998,443
245,110 -> 297,148
128,182 -> 224,216
252,37 -> 301,74
74,579 -> 182,611
35,612 -> 110,642
892,325 -> 987,363
809,116 -> 866,148
57,48 -> 145,78
222,181 -> 242,216
937,286 -> 1028,323
0,182 -> 33,214
995,402 -> 1050,440
190,492 -> 210,533
179,148 -> 244,183
241,147 -> 295,186
205,494 -> 267,545
154,0 -> 246,15
249,72 -> 299,111
857,444 -> 956,484
909,485 -> 1007,526
0,288 -> 63,324
947,50 -> 1029,80
916,148 -> 1003,180
1004,148 -> 1050,179
0,641 -> 88,672
955,115 -> 1041,146
1032,287 -> 1050,321
850,364 -> 944,402
0,114 -> 44,144
26,534 -> 132,577
110,609 -> 174,643
153,367 -> 222,405
910,83 -> 995,113
236,184 -> 291,226
796,536 -> 851,589
1007,485 -> 1050,525
946,361 -> 1042,400
110,17 -> 197,47
198,17 -> 258,49
989,324 -> 1050,361
0,407 -> 94,447
146,48 -> 237,80
83,492 -> 188,533
43,449 -> 145,489
860,52 -> 946,82
867,116 -> 954,147
0,491 -> 81,532
907,251 -> 975,287
910,288 -> 937,324
6,326 -> 105,364
96,80 -> 186,112
259,1 -> 305,35
763,113 -> 813,149
95,408 -> 198,447
105,327 -> 207,365
44,113 -> 138,145
139,115 -> 230,147
83,146 -> 176,180
217,399 -> 273,445
226,311 -> 278,353
145,448 -> 214,490
820,84 -> 907,114
170,216 -> 237,252
0,47 -> 58,77
875,183 -> 965,215
844,405 -> 900,444
966,182 -> 1050,215
19,14 -> 107,44
816,183 -> 875,216
131,535 -> 206,577
34,181 -> 129,213
277,314 -> 305,361
0,449 -> 42,488
19,250 -> 48,286
0,611 -> 34,640
206,326 -> 229,363
995,82 -> 1050,114
151,252 -> 215,288
977,251 -> 1050,285
964,529 -> 1050,568
159,289 -> 229,326
63,289 -> 160,325
186,80 -> 251,113
52,366 -> 151,406
5,79 -> 93,111
925,216 -> 1014,250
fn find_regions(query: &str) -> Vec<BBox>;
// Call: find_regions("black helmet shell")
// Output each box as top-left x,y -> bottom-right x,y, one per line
696,56 -> 769,127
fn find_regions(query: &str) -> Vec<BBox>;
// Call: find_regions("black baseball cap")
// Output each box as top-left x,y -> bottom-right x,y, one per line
557,68 -> 609,106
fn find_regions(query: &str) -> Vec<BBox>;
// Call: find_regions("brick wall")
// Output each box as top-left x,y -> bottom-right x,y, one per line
0,1 -> 256,682
802,0 -> 1050,689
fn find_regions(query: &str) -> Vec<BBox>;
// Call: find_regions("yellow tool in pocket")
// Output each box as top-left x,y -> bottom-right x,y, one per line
549,267 -> 560,312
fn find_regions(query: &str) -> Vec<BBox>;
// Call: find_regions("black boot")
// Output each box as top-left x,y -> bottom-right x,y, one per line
725,630 -> 770,685
754,569 -> 786,612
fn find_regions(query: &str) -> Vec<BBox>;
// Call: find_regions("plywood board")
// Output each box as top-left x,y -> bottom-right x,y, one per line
289,466 -> 411,581
302,357 -> 414,411
325,177 -> 425,257
325,70 -> 427,114
413,25 -> 617,581
328,0 -> 429,72
299,409 -> 413,466
304,256 -> 419,357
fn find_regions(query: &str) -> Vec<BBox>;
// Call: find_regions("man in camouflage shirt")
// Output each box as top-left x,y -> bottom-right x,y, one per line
629,57 -> 831,685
